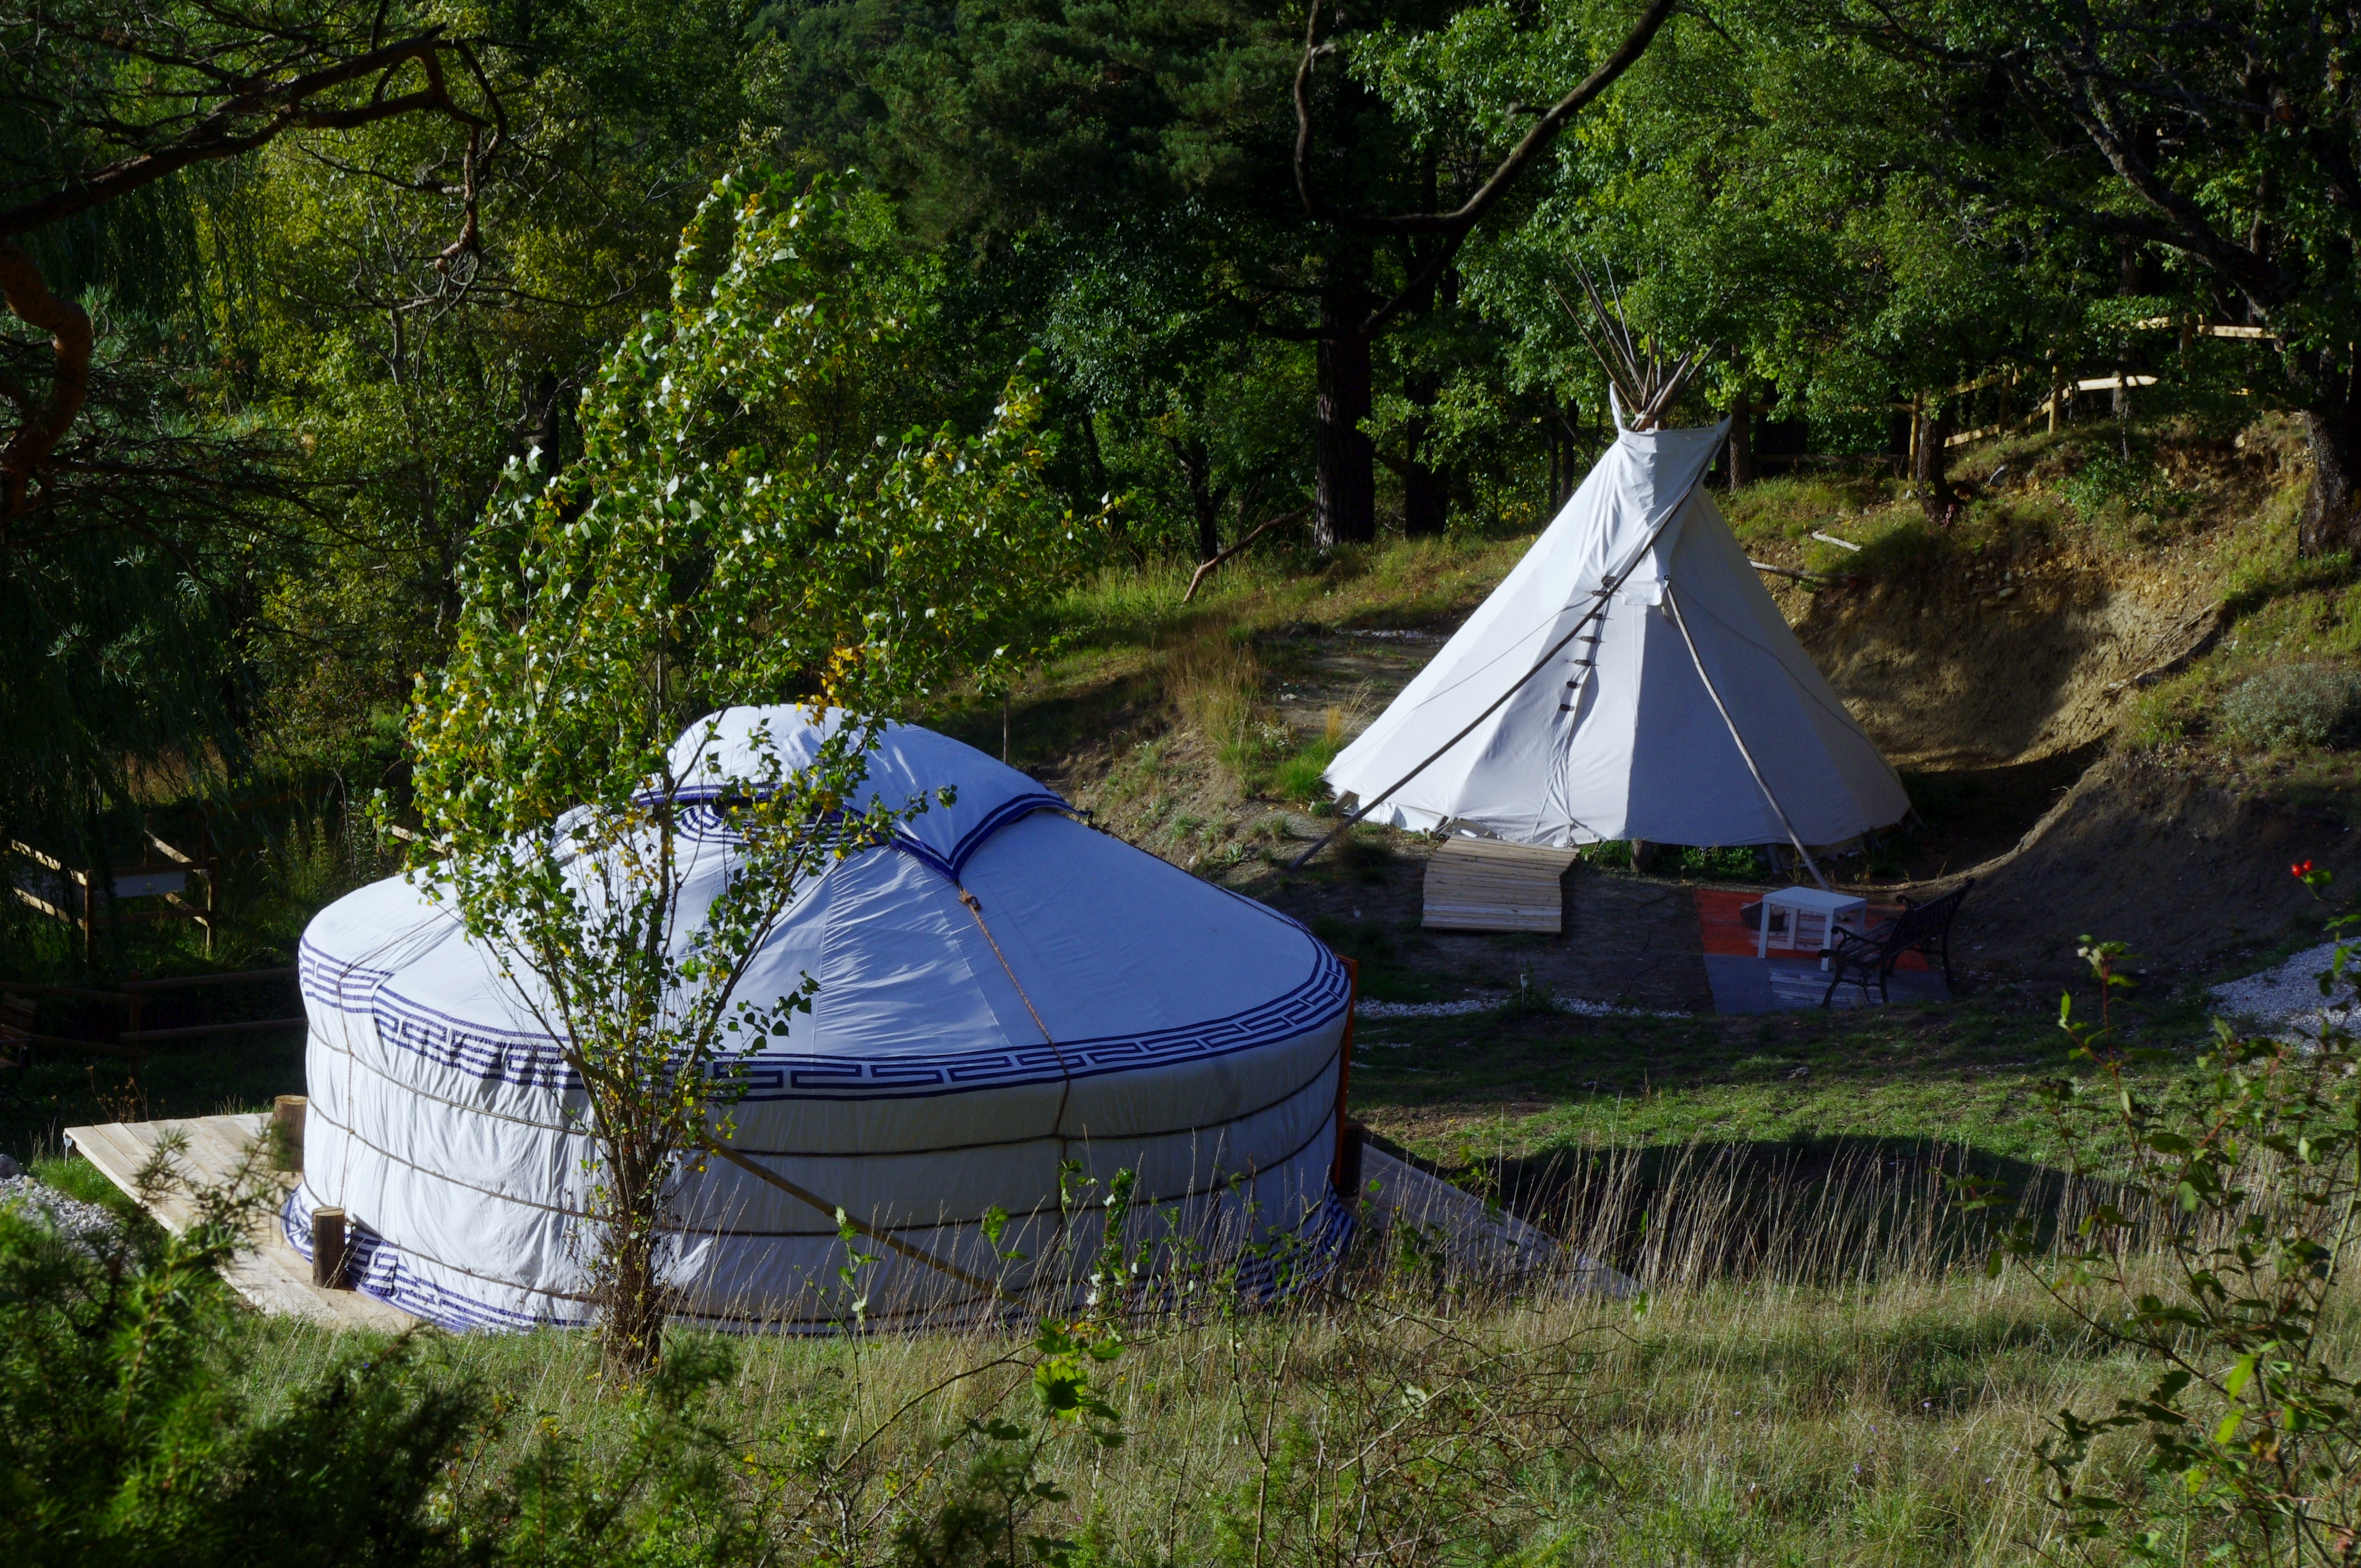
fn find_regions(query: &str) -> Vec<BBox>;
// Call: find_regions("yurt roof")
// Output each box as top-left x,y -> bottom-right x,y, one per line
302,710 -> 1351,1104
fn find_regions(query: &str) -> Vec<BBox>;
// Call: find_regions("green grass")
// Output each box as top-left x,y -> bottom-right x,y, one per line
12,417 -> 2351,1562
181,1264 -> 2130,1566
1343,974 -> 2212,1183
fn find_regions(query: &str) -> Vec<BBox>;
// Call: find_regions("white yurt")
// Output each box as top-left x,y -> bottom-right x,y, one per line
287,709 -> 1354,1332
1324,412 -> 1908,852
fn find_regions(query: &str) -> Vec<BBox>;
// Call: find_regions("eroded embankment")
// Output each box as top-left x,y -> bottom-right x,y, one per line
1952,751 -> 2359,977
1795,547 -> 2220,769
1785,534 -> 2351,977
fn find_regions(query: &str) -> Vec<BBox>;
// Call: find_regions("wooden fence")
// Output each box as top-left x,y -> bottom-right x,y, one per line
10,831 -> 220,961
0,967 -> 304,1082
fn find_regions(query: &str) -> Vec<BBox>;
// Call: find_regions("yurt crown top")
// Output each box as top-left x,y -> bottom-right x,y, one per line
655,707 -> 1071,881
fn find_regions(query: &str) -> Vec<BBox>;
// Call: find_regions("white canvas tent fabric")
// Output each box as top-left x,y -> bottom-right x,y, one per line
1325,418 -> 1908,848
289,709 -> 1353,1332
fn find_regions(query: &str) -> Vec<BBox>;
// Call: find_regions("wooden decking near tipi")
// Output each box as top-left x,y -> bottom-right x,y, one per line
1419,838 -> 1580,934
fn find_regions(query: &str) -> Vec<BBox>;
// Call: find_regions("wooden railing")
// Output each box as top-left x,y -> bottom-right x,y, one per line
9,831 -> 220,960
0,967 -> 304,1079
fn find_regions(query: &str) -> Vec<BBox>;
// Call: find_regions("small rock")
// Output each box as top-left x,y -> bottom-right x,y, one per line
1787,1065 -> 1811,1079
0,1153 -> 18,1180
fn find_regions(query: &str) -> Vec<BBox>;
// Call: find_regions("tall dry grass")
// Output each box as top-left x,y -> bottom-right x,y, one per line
219,1139 -> 2264,1564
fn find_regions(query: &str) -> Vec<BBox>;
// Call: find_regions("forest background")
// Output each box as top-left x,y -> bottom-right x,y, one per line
7,0 -> 2353,870
8,4 -> 2361,1561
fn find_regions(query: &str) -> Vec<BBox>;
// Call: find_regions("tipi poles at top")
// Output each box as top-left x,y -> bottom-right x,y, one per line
1548,269 -> 1710,433
1661,583 -> 1829,891
1289,458 -> 1716,872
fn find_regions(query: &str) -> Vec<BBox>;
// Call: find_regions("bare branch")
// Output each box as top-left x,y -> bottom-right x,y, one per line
1293,0 -> 1678,240
0,241 -> 92,515
0,23 -> 498,518
0,31 -> 489,241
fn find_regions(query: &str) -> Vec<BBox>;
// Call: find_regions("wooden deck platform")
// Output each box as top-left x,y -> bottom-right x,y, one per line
64,1113 -> 418,1331
1420,837 -> 1580,934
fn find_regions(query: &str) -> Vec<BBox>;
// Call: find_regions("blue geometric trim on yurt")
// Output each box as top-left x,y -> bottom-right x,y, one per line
282,1186 -> 595,1332
297,937 -> 1351,1101
283,1177 -> 1354,1335
893,790 -> 1070,879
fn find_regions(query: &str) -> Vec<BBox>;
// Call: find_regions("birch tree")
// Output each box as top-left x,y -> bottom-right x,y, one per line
404,171 -> 1101,1372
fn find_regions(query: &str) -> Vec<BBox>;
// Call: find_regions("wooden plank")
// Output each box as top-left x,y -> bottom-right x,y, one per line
11,1030 -> 147,1061
1422,839 -> 1576,934
0,978 -> 132,1004
1357,1147 -> 1632,1295
122,967 -> 298,993
64,1113 -> 420,1332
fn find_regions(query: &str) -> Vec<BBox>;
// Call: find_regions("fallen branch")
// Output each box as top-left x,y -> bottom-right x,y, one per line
1749,559 -> 1819,584
1183,506 -> 1309,603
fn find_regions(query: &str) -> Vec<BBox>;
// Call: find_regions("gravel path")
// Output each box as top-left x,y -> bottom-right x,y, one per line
0,1170 -> 121,1240
2208,941 -> 2361,1036
1357,994 -> 1687,1021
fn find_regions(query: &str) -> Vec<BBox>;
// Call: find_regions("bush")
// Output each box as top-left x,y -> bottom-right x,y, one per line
1672,845 -> 1769,880
2214,661 -> 2361,751
2058,447 -> 2196,542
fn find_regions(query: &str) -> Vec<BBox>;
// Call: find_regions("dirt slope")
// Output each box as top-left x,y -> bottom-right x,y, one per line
1799,555 -> 2221,768
1944,752 -> 2356,979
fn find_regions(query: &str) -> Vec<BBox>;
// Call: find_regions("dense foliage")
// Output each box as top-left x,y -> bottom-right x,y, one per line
1,0 -> 2348,867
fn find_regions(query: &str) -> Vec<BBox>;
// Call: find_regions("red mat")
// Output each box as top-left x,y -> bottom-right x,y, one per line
1693,888 -> 1929,969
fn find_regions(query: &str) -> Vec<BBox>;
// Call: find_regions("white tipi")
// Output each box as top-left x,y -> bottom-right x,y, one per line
1323,411 -> 1908,859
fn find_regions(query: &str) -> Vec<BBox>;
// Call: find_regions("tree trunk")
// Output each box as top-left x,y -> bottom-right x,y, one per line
1166,435 -> 1227,562
1402,457 -> 1449,537
1314,286 -> 1376,549
1727,380 -> 1753,490
593,1144 -> 668,1377
1913,400 -> 1956,518
1400,371 -> 1449,537
2300,393 -> 2361,558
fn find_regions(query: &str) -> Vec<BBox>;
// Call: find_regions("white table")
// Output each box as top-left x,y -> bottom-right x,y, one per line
1756,886 -> 1869,967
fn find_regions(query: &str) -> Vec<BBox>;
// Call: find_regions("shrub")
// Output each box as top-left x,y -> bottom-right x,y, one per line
2059,448 -> 2195,540
2213,661 -> 2361,751
1269,747 -> 1336,803
1673,845 -> 1769,880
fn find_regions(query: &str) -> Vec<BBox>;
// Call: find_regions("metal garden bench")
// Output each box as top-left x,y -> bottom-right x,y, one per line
1821,880 -> 1973,1007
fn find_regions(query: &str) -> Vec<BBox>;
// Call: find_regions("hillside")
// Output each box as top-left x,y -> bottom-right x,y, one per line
947,412 -> 2348,1003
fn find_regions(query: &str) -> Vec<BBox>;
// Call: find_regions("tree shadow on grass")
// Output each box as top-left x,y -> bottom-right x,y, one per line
1366,1126 -> 2105,1291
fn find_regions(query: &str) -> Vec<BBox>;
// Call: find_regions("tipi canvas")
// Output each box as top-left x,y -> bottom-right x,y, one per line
1324,416 -> 1908,851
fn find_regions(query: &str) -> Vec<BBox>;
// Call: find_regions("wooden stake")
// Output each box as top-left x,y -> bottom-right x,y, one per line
312,1206 -> 349,1290
274,1095 -> 307,1173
